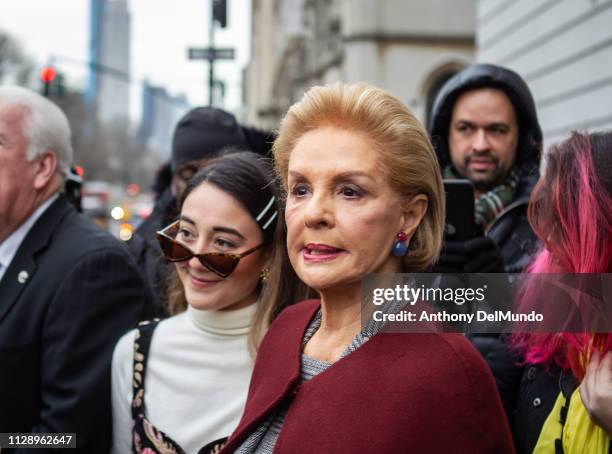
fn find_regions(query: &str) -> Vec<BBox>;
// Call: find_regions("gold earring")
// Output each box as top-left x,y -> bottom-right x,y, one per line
260,267 -> 270,283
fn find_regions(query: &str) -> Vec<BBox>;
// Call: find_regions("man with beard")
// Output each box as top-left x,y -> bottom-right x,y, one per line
429,63 -> 543,273
428,65 -> 545,437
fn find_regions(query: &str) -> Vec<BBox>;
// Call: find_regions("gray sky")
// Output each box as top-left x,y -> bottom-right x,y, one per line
0,0 -> 251,114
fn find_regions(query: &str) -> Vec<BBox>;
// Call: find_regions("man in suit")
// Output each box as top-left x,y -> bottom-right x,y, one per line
0,86 -> 147,452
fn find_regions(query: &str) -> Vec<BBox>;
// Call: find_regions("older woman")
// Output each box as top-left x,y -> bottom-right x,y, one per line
221,83 -> 513,453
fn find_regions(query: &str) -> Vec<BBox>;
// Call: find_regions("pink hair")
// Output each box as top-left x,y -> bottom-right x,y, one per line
511,132 -> 612,380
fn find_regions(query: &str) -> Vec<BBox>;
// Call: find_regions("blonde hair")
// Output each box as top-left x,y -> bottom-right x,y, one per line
273,82 -> 444,271
211,83 -> 445,352
249,209 -> 311,354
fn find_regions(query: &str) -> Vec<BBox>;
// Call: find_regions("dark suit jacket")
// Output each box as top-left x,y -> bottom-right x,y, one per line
0,195 -> 146,453
127,187 -> 176,318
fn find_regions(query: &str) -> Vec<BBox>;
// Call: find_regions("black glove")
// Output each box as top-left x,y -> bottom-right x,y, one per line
434,236 -> 505,273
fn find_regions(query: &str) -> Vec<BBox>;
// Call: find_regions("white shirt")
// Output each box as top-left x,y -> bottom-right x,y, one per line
0,194 -> 59,282
111,303 -> 257,454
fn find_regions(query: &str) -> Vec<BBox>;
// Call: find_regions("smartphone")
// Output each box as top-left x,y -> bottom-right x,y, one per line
443,179 -> 475,241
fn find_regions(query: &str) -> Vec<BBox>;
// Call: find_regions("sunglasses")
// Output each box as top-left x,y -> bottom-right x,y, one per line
156,220 -> 265,278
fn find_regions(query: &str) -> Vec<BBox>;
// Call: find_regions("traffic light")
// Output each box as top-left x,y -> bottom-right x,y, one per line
40,66 -> 56,97
55,73 -> 67,97
212,0 -> 227,28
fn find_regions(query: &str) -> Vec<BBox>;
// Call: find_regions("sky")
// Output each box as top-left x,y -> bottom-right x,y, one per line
0,0 -> 251,116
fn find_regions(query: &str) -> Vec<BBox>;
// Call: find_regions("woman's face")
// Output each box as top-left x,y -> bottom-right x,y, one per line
175,182 -> 267,311
285,126 -> 427,291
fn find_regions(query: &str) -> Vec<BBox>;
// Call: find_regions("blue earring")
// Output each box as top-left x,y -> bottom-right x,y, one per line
392,231 -> 408,257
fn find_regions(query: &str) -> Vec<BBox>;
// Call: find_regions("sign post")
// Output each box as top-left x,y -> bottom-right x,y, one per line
187,0 -> 233,106
188,48 -> 235,60
187,47 -> 235,106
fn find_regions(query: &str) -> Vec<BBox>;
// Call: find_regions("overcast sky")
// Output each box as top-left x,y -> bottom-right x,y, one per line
0,0 -> 251,115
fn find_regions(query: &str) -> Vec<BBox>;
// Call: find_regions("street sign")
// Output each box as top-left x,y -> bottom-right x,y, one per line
188,47 -> 235,61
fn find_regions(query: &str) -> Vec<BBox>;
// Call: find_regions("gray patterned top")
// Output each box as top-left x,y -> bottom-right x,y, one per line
235,308 -> 379,453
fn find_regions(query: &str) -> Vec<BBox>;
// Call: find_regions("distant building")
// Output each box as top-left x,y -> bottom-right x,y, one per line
85,0 -> 104,107
244,0 -> 477,129
86,0 -> 131,126
138,81 -> 191,159
477,0 -> 612,147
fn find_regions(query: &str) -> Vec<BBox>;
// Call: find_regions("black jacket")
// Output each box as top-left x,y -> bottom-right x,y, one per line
127,187 -> 176,318
429,64 -> 547,452
0,195 -> 146,453
482,337 -> 576,454
428,63 -> 543,273
485,171 -> 540,273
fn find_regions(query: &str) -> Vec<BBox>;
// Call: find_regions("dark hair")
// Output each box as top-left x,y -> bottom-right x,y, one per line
179,151 -> 279,243
429,64 -> 542,170
241,125 -> 276,157
165,151 -> 302,352
590,131 -> 612,195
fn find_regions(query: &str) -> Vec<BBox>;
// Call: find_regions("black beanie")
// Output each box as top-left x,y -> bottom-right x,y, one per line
171,107 -> 248,170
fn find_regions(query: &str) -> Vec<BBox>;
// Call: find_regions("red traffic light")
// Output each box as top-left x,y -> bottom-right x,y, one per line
126,183 -> 140,196
40,66 -> 57,83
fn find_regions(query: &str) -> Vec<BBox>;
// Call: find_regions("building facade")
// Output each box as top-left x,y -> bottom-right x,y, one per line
244,0 -> 477,129
477,0 -> 612,148
137,81 -> 191,159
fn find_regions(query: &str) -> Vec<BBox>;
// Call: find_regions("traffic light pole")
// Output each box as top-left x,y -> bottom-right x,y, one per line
188,1 -> 229,105
40,66 -> 57,97
209,0 -> 215,106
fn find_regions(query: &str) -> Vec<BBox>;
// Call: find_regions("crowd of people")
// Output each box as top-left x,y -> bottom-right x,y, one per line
0,62 -> 610,454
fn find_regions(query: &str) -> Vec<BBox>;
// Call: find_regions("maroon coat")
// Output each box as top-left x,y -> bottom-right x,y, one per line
222,300 -> 514,453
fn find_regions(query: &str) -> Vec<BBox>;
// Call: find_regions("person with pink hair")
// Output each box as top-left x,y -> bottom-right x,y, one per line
506,131 -> 612,453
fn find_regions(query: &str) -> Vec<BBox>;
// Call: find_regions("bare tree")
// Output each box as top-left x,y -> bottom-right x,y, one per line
0,29 -> 33,84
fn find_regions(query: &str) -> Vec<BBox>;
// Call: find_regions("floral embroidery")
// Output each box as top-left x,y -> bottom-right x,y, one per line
132,388 -> 144,409
130,320 -> 185,454
130,319 -> 227,454
208,441 -> 226,453
143,419 -> 179,454
133,432 -> 142,453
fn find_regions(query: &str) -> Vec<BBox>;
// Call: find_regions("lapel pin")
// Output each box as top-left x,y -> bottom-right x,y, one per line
18,270 -> 29,284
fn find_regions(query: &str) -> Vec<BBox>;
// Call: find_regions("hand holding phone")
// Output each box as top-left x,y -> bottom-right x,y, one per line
435,180 -> 505,273
443,179 -> 475,241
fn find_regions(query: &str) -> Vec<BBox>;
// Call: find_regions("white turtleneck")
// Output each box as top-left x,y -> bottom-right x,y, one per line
110,303 -> 257,454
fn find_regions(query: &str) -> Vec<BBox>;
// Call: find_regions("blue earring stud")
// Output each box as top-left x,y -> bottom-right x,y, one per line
392,231 -> 408,257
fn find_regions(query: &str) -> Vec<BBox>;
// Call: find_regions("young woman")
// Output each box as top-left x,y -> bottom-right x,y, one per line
509,131 -> 612,453
111,152 -> 284,454
221,83 -> 513,453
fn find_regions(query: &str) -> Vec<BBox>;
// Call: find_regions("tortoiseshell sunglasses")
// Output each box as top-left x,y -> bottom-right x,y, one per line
156,220 -> 265,278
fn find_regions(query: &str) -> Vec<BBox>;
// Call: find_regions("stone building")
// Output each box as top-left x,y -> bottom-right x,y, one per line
244,0 -> 477,129
477,0 -> 612,147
